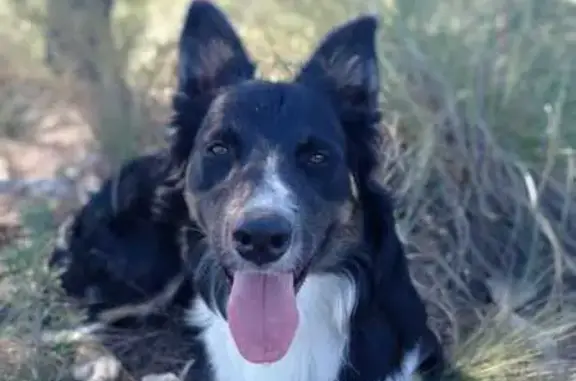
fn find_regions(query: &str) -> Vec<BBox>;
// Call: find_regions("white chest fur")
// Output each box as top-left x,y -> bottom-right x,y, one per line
187,273 -> 358,381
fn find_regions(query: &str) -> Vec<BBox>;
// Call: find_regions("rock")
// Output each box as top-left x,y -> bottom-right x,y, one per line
73,354 -> 123,381
141,373 -> 180,381
72,340 -> 135,381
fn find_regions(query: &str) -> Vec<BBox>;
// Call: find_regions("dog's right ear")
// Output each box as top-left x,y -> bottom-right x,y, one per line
168,0 -> 255,163
176,0 -> 255,98
157,1 -> 255,223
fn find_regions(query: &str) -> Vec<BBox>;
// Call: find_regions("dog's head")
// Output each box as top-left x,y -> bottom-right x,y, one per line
166,0 -> 383,364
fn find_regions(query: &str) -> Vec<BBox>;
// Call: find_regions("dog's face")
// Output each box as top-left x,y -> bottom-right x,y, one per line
185,81 -> 354,282
169,0 -> 380,364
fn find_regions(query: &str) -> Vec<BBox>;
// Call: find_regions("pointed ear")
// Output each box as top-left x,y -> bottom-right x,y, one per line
167,1 -> 255,167
296,16 -> 381,184
296,15 -> 380,112
176,0 -> 255,97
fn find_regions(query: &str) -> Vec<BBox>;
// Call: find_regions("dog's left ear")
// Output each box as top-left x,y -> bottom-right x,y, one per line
295,15 -> 381,185
296,15 -> 385,242
296,15 -> 380,121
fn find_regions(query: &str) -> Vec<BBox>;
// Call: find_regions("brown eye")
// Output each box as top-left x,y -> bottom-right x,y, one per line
307,151 -> 328,165
207,142 -> 229,156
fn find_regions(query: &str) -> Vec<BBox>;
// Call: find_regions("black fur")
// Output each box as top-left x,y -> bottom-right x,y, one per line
49,152 -> 193,324
50,1 -> 444,379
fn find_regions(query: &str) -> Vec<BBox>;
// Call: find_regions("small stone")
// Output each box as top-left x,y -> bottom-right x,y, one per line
72,355 -> 122,381
141,373 -> 180,381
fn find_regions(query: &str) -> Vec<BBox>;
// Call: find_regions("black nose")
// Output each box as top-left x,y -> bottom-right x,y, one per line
232,213 -> 293,266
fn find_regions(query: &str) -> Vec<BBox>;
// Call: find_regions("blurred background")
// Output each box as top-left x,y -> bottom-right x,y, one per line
1,0 -> 575,232
1,0 -> 576,380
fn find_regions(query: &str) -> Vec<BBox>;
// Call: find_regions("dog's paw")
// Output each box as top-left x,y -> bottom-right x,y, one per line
141,373 -> 180,381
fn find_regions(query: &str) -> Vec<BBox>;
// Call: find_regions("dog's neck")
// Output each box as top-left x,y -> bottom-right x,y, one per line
186,273 -> 357,381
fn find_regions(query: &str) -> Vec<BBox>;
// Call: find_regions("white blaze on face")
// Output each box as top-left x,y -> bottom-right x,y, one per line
240,152 -> 301,270
243,153 -> 297,222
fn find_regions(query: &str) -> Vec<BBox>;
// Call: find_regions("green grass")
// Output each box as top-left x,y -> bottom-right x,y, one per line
1,0 -> 576,380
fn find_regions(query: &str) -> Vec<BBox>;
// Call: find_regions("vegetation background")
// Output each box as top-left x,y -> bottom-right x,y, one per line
0,0 -> 576,380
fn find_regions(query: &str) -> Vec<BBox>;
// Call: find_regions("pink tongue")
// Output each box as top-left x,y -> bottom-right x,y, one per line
227,271 -> 298,364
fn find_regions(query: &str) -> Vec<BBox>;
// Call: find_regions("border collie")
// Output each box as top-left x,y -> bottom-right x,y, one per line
50,1 -> 445,380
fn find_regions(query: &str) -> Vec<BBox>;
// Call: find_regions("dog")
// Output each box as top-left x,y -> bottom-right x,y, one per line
50,1 -> 445,380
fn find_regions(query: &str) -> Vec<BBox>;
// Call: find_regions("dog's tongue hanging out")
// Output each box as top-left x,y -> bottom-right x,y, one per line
227,271 -> 299,363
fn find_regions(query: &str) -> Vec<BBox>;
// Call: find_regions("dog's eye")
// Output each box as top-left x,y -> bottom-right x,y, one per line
206,142 -> 230,156
306,151 -> 328,166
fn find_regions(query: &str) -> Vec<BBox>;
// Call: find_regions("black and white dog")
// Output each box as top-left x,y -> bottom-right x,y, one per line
50,1 -> 445,380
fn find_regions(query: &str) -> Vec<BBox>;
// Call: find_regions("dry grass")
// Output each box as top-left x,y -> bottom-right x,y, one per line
1,0 -> 576,380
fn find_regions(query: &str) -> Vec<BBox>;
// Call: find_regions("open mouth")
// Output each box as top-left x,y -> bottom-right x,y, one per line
223,259 -> 313,365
